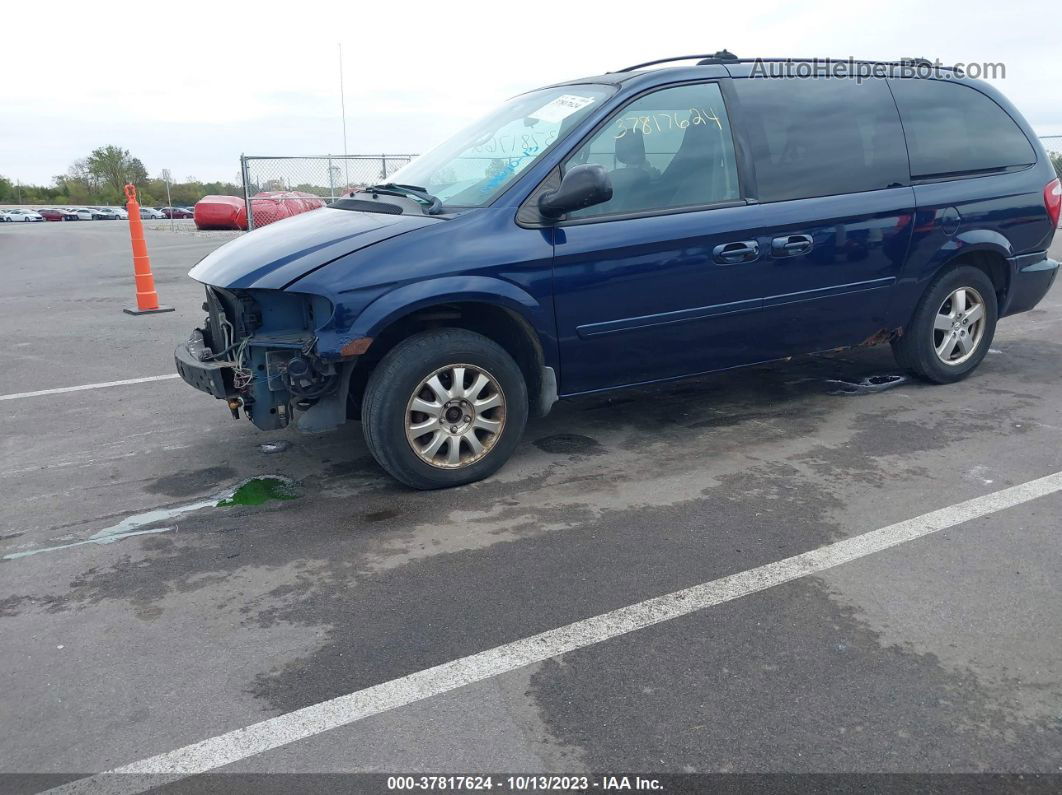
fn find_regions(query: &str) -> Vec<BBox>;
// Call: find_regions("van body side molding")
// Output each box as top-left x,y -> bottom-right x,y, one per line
577,277 -> 895,339
761,277 -> 896,308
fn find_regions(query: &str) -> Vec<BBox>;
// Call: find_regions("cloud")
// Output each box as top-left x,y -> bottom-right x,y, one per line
2,0 -> 1057,183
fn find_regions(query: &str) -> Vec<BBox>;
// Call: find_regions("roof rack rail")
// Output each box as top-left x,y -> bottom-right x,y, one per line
615,51 -> 737,73
613,55 -> 960,75
698,49 -> 739,65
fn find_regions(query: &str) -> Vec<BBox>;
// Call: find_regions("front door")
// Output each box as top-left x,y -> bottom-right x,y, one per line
552,81 -> 775,394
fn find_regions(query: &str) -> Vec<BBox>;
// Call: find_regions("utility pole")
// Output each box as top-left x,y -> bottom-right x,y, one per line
339,42 -> 350,189
162,169 -> 174,232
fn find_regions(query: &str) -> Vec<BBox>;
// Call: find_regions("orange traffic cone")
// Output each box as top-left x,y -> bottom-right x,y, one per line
122,184 -> 174,315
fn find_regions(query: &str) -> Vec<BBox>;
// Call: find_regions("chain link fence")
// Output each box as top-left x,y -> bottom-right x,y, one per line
240,154 -> 417,229
235,138 -> 1061,231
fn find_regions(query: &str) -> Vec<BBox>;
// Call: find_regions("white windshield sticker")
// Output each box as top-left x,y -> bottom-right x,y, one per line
529,94 -> 596,123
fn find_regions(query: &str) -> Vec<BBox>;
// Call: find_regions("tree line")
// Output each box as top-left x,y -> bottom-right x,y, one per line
0,145 -> 243,207
3,145 -> 1061,208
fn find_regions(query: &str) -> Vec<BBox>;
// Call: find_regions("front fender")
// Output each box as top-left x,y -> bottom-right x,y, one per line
316,276 -> 549,359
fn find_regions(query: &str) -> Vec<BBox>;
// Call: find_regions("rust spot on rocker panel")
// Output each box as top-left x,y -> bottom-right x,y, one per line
859,327 -> 902,347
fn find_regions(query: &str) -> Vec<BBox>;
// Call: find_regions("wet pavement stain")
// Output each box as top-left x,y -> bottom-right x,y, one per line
145,466 -> 237,497
2,500 -> 215,560
4,475 -> 302,561
217,477 -> 298,507
321,457 -> 380,479
686,410 -> 787,430
0,595 -> 35,618
237,466 -> 851,715
361,509 -> 402,523
578,396 -> 638,412
790,409 -> 1004,486
534,434 -> 605,456
527,578 -> 1062,771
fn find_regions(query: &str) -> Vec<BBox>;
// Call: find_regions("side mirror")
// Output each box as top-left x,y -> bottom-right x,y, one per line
538,164 -> 613,219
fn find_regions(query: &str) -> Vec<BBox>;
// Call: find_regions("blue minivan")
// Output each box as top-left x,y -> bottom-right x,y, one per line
177,55 -> 1061,488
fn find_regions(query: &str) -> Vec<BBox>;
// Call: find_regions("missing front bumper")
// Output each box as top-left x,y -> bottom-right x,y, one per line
174,329 -> 234,399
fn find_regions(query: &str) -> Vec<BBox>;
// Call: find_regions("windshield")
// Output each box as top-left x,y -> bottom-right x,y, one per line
384,84 -> 614,208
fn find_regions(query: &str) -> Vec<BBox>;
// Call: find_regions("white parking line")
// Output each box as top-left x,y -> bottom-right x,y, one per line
0,375 -> 180,402
46,470 -> 1062,795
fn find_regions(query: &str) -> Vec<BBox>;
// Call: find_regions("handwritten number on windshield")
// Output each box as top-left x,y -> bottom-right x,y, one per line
473,130 -> 557,155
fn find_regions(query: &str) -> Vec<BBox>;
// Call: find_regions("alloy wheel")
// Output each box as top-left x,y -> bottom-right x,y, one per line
933,286 -> 986,366
405,364 -> 507,469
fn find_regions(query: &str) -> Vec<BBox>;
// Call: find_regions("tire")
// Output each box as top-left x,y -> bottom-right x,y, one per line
891,265 -> 998,384
361,328 -> 528,489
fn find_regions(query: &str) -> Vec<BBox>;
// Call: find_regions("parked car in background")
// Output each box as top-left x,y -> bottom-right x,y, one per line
177,55 -> 1060,489
37,208 -> 79,221
140,207 -> 165,220
1,209 -> 45,222
71,207 -> 108,220
89,207 -> 118,220
109,206 -> 128,220
160,207 -> 194,219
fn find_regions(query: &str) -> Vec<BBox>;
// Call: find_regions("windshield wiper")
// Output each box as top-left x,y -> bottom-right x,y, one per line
367,183 -> 444,215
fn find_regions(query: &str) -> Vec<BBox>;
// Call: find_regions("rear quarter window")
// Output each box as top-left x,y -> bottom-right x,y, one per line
733,76 -> 909,203
888,78 -> 1035,178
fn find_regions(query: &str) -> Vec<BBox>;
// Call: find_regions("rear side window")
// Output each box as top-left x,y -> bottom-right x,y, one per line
733,77 -> 908,202
889,79 -> 1035,178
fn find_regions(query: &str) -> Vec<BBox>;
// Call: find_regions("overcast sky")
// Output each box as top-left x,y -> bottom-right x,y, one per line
3,0 -> 1059,186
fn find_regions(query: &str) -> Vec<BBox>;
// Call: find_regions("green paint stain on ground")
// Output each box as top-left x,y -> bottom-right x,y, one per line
217,477 -> 297,507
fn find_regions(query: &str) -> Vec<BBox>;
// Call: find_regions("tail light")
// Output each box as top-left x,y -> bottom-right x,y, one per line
1046,178 -> 1062,229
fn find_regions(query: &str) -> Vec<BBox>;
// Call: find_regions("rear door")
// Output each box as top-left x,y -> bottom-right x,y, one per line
728,73 -> 915,353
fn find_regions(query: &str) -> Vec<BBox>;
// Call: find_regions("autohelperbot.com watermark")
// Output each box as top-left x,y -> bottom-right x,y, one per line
749,57 -> 1006,82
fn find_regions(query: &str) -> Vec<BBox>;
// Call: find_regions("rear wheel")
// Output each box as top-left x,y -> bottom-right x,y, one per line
361,328 -> 528,489
892,265 -> 997,384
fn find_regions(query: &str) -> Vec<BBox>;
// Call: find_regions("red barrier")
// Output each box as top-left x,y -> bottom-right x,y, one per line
122,184 -> 173,316
193,191 -> 326,231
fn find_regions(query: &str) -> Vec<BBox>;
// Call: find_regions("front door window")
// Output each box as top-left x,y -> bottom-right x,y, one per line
565,83 -> 740,219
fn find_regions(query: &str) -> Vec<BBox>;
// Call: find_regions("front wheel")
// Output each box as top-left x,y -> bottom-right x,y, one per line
892,265 -> 998,384
361,328 -> 528,489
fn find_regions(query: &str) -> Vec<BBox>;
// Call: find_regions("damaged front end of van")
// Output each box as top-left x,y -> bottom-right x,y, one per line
175,286 -> 349,432
174,201 -> 442,433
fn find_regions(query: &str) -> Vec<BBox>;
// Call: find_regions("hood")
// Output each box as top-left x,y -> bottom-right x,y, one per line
188,206 -> 440,290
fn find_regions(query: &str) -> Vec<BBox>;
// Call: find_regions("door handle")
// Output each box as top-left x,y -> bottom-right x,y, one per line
771,234 -> 813,258
713,240 -> 760,264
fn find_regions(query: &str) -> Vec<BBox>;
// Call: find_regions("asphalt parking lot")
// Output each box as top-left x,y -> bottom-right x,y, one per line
1,220 -> 1060,792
